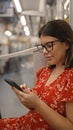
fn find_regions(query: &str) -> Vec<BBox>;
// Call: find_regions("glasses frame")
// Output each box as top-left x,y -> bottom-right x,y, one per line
36,39 -> 59,52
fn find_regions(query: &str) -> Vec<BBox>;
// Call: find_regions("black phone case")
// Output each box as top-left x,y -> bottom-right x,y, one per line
4,78 -> 23,91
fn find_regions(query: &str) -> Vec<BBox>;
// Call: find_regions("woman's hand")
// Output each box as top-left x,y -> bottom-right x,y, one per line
12,85 -> 40,110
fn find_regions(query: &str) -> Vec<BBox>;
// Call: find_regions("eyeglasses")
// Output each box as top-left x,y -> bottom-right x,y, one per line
36,39 -> 59,52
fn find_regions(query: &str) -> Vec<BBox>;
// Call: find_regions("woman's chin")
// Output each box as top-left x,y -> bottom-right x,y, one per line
48,64 -> 56,69
47,61 -> 56,67
47,61 -> 55,66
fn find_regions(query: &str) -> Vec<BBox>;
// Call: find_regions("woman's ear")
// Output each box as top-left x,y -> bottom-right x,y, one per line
65,40 -> 70,50
66,44 -> 69,50
66,39 -> 70,50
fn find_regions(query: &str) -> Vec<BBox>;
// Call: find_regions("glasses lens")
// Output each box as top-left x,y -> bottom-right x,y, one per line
36,43 -> 53,52
36,39 -> 59,52
46,42 -> 53,48
46,42 -> 53,49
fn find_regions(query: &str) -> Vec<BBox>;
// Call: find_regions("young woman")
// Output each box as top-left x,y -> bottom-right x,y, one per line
0,19 -> 73,130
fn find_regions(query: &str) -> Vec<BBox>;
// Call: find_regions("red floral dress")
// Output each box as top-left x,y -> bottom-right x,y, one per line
0,67 -> 73,130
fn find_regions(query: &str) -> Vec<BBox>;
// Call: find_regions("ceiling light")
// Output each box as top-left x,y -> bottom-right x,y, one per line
5,30 -> 12,37
24,26 -> 30,36
13,0 -> 22,13
20,15 -> 26,26
64,0 -> 70,10
64,14 -> 67,19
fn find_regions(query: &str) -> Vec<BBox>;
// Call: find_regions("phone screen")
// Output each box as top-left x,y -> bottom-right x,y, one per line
4,78 -> 23,92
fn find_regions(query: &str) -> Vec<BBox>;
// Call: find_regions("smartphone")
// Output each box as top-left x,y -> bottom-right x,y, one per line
4,78 -> 23,92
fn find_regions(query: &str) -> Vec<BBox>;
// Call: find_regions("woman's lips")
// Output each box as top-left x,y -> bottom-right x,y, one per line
45,55 -> 53,60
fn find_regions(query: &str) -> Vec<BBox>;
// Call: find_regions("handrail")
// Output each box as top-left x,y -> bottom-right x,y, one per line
0,47 -> 38,59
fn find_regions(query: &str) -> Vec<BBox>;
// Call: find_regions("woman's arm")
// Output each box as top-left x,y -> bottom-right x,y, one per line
35,98 -> 73,130
13,87 -> 73,130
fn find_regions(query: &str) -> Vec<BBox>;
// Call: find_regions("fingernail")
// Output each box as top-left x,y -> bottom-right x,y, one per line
28,88 -> 32,91
22,86 -> 25,90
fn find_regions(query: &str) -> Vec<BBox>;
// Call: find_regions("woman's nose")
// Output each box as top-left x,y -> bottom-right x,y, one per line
43,47 -> 48,53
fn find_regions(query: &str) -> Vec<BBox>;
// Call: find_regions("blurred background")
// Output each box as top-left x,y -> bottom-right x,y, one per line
0,0 -> 73,118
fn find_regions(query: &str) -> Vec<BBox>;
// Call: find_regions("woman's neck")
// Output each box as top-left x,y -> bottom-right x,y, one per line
49,64 -> 65,71
52,65 -> 65,74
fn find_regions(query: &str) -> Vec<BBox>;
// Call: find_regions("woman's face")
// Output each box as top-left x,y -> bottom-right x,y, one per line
40,36 -> 69,66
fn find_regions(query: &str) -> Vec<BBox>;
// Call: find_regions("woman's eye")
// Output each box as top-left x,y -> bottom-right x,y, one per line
46,43 -> 52,48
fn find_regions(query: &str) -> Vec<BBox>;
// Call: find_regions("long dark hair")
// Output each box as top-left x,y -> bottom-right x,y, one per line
39,19 -> 73,68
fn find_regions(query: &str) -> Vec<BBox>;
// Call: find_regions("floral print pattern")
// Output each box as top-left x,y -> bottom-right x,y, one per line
0,67 -> 73,130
